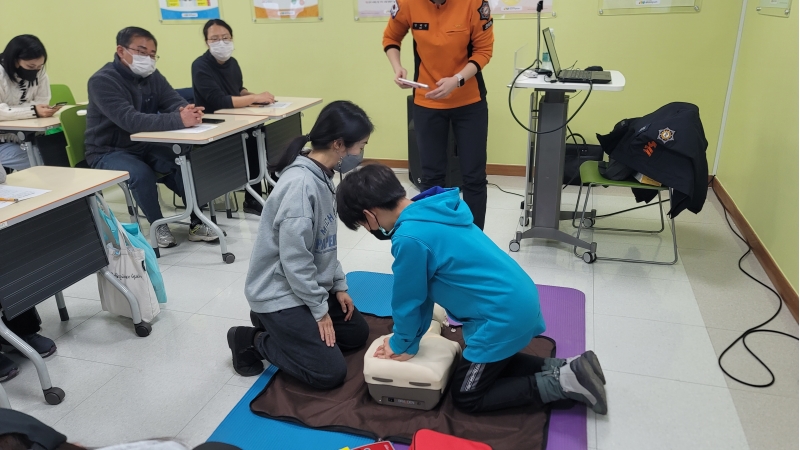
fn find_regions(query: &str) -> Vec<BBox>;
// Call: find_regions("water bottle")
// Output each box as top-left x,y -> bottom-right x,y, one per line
541,52 -> 554,74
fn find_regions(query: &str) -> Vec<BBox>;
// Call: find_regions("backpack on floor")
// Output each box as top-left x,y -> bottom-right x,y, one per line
409,429 -> 492,450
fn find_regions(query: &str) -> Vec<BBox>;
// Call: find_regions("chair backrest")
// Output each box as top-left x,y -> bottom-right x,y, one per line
50,84 -> 76,105
59,105 -> 88,167
175,87 -> 194,104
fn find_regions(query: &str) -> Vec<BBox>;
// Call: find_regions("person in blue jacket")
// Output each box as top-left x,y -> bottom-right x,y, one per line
336,164 -> 608,415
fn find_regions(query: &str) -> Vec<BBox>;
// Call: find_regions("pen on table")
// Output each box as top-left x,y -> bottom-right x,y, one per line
0,197 -> 20,203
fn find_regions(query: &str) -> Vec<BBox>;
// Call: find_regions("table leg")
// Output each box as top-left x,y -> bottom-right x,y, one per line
244,130 -> 267,205
511,89 -> 596,253
20,139 -> 39,167
521,91 -> 540,227
0,316 -> 64,405
55,291 -> 69,321
257,127 -> 279,188
0,382 -> 10,409
150,154 -> 195,257
118,181 -> 139,223
184,158 -> 234,264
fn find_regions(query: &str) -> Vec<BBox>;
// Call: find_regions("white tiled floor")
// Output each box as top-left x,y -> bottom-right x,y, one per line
3,173 -> 797,450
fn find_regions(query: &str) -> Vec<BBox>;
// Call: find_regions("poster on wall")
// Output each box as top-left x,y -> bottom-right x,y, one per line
490,0 -> 554,18
253,0 -> 322,22
354,0 -> 553,21
158,0 -> 220,23
598,0 -> 701,16
354,0 -> 397,20
758,0 -> 792,17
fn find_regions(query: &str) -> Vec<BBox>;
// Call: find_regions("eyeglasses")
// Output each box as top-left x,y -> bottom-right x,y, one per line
207,37 -> 232,44
125,47 -> 159,61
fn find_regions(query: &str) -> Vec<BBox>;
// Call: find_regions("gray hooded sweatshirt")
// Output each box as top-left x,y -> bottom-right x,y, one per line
244,155 -> 347,320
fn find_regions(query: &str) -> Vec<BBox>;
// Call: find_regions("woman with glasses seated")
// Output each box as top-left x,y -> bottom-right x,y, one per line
191,19 -> 274,216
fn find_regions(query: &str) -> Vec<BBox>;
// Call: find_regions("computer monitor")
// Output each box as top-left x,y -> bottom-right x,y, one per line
542,27 -> 561,76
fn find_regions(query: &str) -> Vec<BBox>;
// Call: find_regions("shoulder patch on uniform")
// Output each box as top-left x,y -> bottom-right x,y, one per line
657,127 -> 675,144
483,18 -> 493,30
390,0 -> 400,18
478,1 -> 491,20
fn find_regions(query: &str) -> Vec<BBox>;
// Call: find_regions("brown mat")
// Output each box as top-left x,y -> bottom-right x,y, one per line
250,315 -> 556,450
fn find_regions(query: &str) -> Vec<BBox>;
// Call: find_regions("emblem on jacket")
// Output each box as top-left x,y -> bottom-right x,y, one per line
478,1 -> 491,20
657,127 -> 675,144
390,0 -> 399,18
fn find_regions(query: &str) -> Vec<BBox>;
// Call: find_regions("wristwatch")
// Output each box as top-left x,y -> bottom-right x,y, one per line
455,74 -> 465,87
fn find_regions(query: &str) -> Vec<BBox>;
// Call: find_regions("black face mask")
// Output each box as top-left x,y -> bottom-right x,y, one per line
370,229 -> 394,241
366,210 -> 396,241
16,67 -> 39,82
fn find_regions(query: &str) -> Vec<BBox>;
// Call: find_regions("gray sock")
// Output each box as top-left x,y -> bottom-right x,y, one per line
535,367 -> 567,404
543,357 -> 567,372
536,359 -> 608,415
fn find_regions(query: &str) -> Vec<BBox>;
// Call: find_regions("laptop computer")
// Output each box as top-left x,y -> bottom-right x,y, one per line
542,28 -> 612,84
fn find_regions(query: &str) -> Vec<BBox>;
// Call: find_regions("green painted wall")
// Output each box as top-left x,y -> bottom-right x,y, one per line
2,0 -> 741,165
717,4 -> 798,290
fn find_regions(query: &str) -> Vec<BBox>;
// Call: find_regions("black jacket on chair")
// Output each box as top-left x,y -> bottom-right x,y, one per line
596,102 -> 709,217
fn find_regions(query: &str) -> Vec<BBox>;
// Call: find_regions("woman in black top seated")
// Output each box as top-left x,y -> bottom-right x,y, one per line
192,19 -> 274,215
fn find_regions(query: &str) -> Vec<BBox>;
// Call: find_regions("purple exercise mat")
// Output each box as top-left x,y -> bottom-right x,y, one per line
537,285 -> 588,450
392,284 -> 587,450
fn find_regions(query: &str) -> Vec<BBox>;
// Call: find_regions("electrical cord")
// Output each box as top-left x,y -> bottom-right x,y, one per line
567,90 -> 585,102
488,182 -> 524,197
507,0 -> 592,136
707,175 -> 799,387
593,198 -> 668,218
508,74 -> 594,135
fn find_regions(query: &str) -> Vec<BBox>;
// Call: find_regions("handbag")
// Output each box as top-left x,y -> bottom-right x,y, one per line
96,198 -> 167,304
96,202 -> 161,323
409,429 -> 492,450
563,133 -> 603,185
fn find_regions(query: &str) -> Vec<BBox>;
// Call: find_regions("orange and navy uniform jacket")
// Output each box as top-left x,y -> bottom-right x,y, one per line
383,0 -> 494,110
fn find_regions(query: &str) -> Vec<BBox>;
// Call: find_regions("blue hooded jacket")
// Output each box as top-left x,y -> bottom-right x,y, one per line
388,187 -> 545,363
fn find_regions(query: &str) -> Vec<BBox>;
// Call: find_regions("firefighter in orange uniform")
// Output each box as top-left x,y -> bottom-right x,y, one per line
383,0 -> 494,230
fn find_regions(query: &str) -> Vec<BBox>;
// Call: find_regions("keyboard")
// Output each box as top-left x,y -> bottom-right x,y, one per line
557,69 -> 613,84
559,70 -> 592,80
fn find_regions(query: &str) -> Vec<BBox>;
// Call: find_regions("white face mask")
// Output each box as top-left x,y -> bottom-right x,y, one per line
126,50 -> 156,78
209,40 -> 235,62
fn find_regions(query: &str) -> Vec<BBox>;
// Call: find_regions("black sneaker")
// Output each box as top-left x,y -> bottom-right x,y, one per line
22,333 -> 57,357
227,327 -> 264,377
0,354 -> 19,382
242,199 -> 263,216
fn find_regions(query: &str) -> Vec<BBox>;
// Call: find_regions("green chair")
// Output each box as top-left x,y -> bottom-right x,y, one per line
50,84 -> 76,105
58,105 -> 89,167
572,160 -> 678,265
59,105 -> 139,222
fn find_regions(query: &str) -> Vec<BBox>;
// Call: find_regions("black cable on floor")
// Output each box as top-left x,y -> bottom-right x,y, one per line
708,175 -> 799,387
488,183 -> 524,197
593,199 -> 669,219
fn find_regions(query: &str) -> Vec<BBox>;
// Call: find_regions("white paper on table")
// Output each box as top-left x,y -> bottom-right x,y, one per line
259,101 -> 292,109
0,185 -> 51,208
171,124 -> 218,134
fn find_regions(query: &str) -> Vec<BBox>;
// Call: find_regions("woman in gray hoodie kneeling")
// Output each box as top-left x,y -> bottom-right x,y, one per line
228,101 -> 373,389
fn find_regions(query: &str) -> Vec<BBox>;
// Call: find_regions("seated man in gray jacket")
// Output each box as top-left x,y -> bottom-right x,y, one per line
85,26 -> 217,247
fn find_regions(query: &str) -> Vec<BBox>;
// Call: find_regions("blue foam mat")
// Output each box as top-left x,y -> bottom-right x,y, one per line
208,272 -> 393,450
